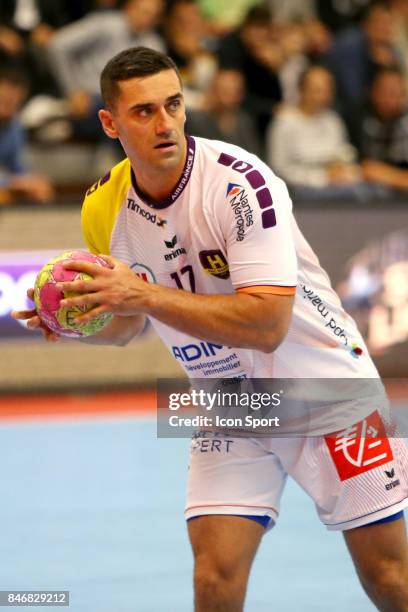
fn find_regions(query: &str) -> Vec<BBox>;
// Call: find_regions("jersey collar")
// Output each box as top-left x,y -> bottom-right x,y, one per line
130,135 -> 196,210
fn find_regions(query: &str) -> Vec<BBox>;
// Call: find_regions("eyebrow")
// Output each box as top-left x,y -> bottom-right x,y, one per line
128,92 -> 183,112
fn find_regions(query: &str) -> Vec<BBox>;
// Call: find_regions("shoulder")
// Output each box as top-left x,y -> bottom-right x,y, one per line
272,106 -> 302,127
83,157 -> 130,208
81,157 -> 131,248
193,136 -> 290,212
194,136 -> 282,183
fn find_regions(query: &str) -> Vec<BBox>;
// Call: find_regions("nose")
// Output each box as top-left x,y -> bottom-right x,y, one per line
155,106 -> 172,136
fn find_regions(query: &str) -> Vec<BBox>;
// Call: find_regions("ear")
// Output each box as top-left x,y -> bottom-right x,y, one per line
98,109 -> 119,139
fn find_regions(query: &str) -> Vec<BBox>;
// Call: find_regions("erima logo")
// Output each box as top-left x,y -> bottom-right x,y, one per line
165,235 -> 177,248
127,199 -> 166,228
164,235 -> 186,260
384,468 -> 400,491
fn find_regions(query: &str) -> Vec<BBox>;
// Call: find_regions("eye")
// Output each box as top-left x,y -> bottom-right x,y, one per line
168,99 -> 181,112
138,107 -> 151,118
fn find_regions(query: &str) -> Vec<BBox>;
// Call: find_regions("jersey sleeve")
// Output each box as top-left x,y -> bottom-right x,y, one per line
213,161 -> 297,295
80,159 -> 130,255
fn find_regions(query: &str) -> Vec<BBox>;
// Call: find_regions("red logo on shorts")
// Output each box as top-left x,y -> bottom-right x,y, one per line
325,411 -> 393,481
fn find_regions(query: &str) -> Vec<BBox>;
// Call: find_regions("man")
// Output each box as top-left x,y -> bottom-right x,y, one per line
216,4 -> 283,141
47,0 -> 165,141
324,1 -> 402,114
13,47 -> 408,611
352,67 -> 408,194
0,66 -> 54,203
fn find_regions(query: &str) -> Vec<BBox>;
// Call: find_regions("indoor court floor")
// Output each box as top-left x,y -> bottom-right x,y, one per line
1,390 -> 406,612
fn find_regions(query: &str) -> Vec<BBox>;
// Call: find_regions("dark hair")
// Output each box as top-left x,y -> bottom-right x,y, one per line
362,0 -> 391,21
100,46 -> 182,109
372,66 -> 406,84
242,3 -> 273,27
0,66 -> 29,90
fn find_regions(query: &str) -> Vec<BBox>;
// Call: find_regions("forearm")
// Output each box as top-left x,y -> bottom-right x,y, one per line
80,314 -> 145,346
376,166 -> 408,190
145,285 -> 293,353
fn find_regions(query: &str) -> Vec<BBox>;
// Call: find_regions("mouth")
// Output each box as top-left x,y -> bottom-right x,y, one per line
154,141 -> 177,150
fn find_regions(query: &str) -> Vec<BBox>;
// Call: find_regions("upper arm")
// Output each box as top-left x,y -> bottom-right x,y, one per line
216,164 -> 298,295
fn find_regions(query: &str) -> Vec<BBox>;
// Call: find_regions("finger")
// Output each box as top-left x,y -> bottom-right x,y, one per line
97,254 -> 116,268
62,260 -> 108,276
56,279 -> 98,293
27,316 -> 43,329
11,309 -> 37,320
60,292 -> 101,309
44,329 -> 60,342
27,288 -> 34,300
74,304 -> 110,323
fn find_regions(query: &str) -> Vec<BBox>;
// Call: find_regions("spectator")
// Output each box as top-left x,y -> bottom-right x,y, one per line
197,0 -> 260,35
266,0 -> 316,24
185,68 -> 261,155
163,0 -> 216,107
50,0 -> 165,98
0,68 -> 54,204
389,0 -> 408,87
355,68 -> 408,194
316,0 -> 373,33
47,0 -> 165,141
324,1 -> 402,113
278,22 -> 310,104
0,0 -> 70,98
217,4 -> 283,141
267,65 -> 363,200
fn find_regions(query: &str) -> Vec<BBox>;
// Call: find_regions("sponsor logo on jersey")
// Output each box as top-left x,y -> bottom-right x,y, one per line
384,468 -> 400,491
191,437 -> 235,453
351,343 -> 363,358
325,411 -> 393,481
164,235 -> 186,260
199,250 -> 229,279
218,153 -> 276,229
130,263 -> 156,283
171,144 -> 195,201
172,341 -> 224,362
301,284 -> 350,347
127,198 -> 167,228
86,171 -> 111,196
226,183 -> 254,242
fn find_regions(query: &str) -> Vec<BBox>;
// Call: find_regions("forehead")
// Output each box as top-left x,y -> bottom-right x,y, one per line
375,73 -> 404,90
304,69 -> 332,86
116,69 -> 182,108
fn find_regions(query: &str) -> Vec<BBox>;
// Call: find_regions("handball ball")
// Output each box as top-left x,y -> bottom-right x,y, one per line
33,250 -> 113,337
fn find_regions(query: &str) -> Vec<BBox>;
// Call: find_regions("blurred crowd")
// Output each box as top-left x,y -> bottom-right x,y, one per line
1,0 -> 408,204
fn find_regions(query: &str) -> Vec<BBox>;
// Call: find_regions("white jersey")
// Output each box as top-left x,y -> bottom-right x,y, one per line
82,136 -> 382,433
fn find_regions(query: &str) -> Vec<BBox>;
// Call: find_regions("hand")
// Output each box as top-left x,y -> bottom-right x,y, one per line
327,162 -> 360,185
361,159 -> 395,183
0,26 -> 24,55
11,289 -> 60,341
68,91 -> 93,118
9,174 -> 55,203
56,255 -> 153,323
30,24 -> 55,47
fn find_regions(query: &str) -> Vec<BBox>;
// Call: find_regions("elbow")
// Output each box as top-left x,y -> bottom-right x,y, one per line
256,331 -> 285,354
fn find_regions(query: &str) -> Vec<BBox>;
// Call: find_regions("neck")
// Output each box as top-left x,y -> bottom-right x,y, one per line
298,101 -> 318,115
132,140 -> 188,203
